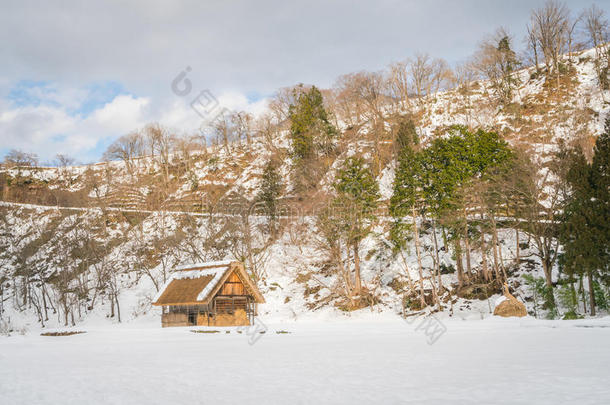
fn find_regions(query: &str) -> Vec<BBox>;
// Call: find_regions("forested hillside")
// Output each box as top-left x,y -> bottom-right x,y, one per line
1,2 -> 610,330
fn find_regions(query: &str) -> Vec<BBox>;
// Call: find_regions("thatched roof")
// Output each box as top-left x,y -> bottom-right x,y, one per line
152,261 -> 265,306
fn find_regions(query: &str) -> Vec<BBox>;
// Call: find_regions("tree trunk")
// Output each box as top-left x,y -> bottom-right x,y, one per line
579,275 -> 587,314
490,215 -> 502,282
465,235 -> 472,276
41,283 -> 49,321
481,231 -> 489,282
588,270 -> 596,317
541,257 -> 553,289
428,271 -> 441,312
413,207 -> 425,308
353,242 -> 362,294
399,251 -> 414,291
432,221 -> 443,292
515,227 -> 520,265
540,257 -> 556,307
463,208 -> 472,277
115,293 -> 121,323
63,300 -> 69,327
336,241 -> 353,299
455,239 -> 465,288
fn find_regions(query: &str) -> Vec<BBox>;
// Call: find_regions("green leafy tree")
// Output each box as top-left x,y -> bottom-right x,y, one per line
496,35 -> 520,101
390,143 -> 428,308
419,127 -> 511,286
390,126 -> 513,308
523,274 -> 557,319
288,86 -> 337,160
394,119 -> 419,157
560,120 -> 610,315
591,120 -> 610,277
257,159 -> 283,233
333,157 -> 380,295
288,85 -> 337,192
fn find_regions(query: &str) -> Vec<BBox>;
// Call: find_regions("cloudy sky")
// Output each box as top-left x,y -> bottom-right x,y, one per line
1,0 -> 608,163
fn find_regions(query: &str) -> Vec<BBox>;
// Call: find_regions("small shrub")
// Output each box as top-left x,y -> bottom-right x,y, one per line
440,263 -> 455,274
558,282 -> 578,316
40,331 -> 85,337
593,281 -> 608,310
562,310 -> 583,320
523,274 -> 556,319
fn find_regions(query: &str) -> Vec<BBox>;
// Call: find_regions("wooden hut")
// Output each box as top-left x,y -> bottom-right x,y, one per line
152,260 -> 265,327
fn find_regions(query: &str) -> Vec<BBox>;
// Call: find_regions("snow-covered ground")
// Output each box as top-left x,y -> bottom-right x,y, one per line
1,316 -> 609,404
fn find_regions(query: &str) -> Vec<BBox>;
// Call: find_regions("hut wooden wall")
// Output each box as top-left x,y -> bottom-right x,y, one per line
162,313 -> 189,327
219,272 -> 245,295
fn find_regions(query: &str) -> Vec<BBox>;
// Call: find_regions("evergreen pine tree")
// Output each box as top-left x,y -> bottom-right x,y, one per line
288,85 -> 336,160
258,159 -> 283,230
559,120 -> 610,316
288,85 -> 337,192
591,119 -> 610,272
334,157 -> 380,294
394,119 -> 419,157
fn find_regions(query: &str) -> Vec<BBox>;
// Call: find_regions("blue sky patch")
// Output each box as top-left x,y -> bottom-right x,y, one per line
76,81 -> 127,116
6,80 -> 129,118
8,80 -> 54,107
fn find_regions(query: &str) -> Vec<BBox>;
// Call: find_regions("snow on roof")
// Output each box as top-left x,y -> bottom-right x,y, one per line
175,267 -> 227,302
152,264 -> 232,305
174,260 -> 233,271
152,260 -> 266,306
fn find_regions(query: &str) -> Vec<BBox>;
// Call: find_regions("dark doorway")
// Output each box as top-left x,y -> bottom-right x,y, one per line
188,311 -> 196,325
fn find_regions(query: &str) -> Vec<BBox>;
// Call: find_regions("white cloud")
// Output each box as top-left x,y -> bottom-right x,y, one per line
0,89 -> 269,162
1,0 -> 605,161
90,95 -> 150,133
0,94 -> 151,162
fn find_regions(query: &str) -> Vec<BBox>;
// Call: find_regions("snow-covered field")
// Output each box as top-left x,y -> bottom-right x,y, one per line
1,316 -> 609,405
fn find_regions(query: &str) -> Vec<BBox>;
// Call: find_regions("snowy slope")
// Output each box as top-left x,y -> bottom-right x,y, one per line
1,47 -> 609,330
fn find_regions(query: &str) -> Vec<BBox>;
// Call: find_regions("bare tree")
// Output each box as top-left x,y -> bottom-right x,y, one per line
268,85 -> 305,125
54,154 -> 77,181
509,151 -> 565,298
582,4 -> 609,51
231,111 -> 254,146
408,54 -> 450,112
254,112 -> 282,151
565,13 -> 581,63
4,149 -> 39,167
409,53 -> 434,106
174,134 -> 200,174
387,61 -> 410,111
453,61 -> 479,124
333,73 -> 367,127
526,22 -> 541,73
473,28 -> 521,103
211,114 -> 233,154
103,132 -> 144,175
528,0 -> 570,79
431,58 -> 452,95
54,154 -> 76,168
144,124 -> 174,186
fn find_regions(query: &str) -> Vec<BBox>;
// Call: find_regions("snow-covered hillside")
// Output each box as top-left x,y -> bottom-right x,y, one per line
1,47 -> 609,332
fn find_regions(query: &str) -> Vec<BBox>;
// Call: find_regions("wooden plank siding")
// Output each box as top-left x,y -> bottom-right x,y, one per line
219,272 -> 245,296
